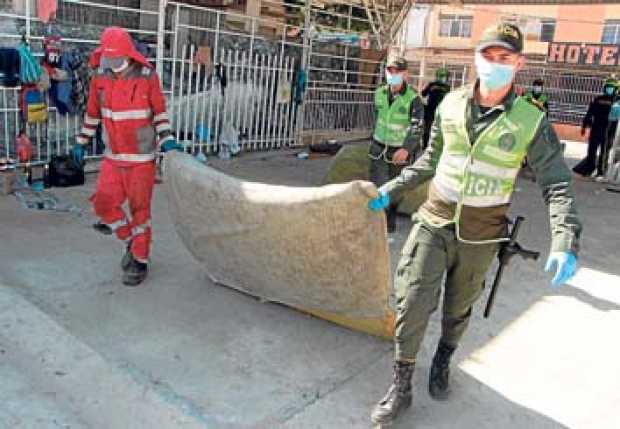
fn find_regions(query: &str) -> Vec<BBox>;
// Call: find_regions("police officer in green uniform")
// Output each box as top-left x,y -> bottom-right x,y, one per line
574,78 -> 617,179
369,56 -> 424,233
524,78 -> 549,114
367,23 -> 582,426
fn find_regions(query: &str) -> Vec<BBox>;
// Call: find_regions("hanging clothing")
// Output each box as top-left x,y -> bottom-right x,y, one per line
43,55 -> 75,115
37,0 -> 58,24
0,48 -> 20,87
294,68 -> 307,105
66,50 -> 90,113
17,43 -> 42,84
43,35 -> 62,67
55,54 -> 75,114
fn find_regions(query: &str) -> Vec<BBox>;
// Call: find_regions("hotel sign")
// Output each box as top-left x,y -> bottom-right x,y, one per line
547,42 -> 620,66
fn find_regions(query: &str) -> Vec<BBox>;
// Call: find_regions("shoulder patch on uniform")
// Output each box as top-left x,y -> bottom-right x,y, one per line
142,67 -> 152,76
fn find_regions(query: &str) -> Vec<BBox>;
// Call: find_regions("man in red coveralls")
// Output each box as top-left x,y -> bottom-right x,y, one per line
71,27 -> 183,286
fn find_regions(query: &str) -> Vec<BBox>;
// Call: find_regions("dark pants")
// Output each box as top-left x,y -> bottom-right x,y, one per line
597,139 -> 613,176
368,140 -> 407,232
394,215 -> 498,361
574,124 -> 617,177
574,136 -> 604,177
422,118 -> 433,150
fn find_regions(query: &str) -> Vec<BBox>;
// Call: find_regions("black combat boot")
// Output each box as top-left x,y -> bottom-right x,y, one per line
122,255 -> 148,287
428,342 -> 456,400
371,361 -> 414,425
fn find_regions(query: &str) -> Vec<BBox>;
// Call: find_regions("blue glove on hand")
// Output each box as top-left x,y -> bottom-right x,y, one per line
70,144 -> 85,166
544,251 -> 577,287
160,139 -> 184,153
368,191 -> 390,212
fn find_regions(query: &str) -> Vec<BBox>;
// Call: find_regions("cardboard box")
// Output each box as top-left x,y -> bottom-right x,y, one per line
0,169 -> 16,195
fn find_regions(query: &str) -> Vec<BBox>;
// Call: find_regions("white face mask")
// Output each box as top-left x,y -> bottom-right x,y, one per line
475,53 -> 516,90
111,59 -> 129,73
385,71 -> 404,87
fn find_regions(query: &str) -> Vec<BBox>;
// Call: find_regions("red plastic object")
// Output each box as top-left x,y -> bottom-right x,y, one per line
16,133 -> 33,163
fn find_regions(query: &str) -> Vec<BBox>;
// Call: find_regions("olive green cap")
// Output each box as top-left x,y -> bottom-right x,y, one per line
476,23 -> 523,54
386,56 -> 408,71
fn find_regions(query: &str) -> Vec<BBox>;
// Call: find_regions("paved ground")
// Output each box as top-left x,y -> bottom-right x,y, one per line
1,142 -> 619,429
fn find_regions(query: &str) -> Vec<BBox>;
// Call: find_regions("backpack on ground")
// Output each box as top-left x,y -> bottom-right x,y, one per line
48,155 -> 85,187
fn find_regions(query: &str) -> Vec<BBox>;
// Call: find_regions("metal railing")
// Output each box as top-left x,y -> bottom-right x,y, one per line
162,1 -> 385,147
3,1 -> 610,164
1,0 -> 389,162
515,65 -> 610,125
303,84 -> 375,138
0,0 -> 158,162
170,45 -> 297,152
407,54 -> 605,126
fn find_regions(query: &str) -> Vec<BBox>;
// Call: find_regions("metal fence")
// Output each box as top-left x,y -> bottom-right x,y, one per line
0,0 -> 159,162
515,65 -> 610,125
303,84 -> 374,138
170,45 -> 297,152
408,54 -> 606,125
162,1 -> 385,148
1,0 -> 387,162
2,1 -> 610,164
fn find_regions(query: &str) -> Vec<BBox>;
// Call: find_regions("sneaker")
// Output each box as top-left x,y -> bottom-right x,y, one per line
93,221 -> 113,235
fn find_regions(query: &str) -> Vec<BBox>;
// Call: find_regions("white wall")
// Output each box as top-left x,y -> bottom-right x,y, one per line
402,5 -> 431,49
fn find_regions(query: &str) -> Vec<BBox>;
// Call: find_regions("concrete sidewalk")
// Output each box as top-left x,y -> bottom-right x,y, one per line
1,142 -> 618,429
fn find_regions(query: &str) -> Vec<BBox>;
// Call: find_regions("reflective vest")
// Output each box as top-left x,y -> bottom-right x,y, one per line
429,90 -> 544,242
373,85 -> 417,147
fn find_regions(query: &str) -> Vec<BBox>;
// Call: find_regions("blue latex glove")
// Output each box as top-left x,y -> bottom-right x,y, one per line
160,139 -> 184,153
70,144 -> 85,166
368,191 -> 390,212
544,251 -> 577,287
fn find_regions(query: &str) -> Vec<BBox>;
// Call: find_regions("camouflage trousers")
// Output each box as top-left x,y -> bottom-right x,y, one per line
394,214 -> 498,362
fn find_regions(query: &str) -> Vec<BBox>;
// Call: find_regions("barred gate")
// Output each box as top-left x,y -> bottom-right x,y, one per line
169,45 -> 297,152
0,0 -> 387,162
0,0 -> 159,162
161,1 -> 384,150
3,0 -> 606,164
302,84 -> 374,139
